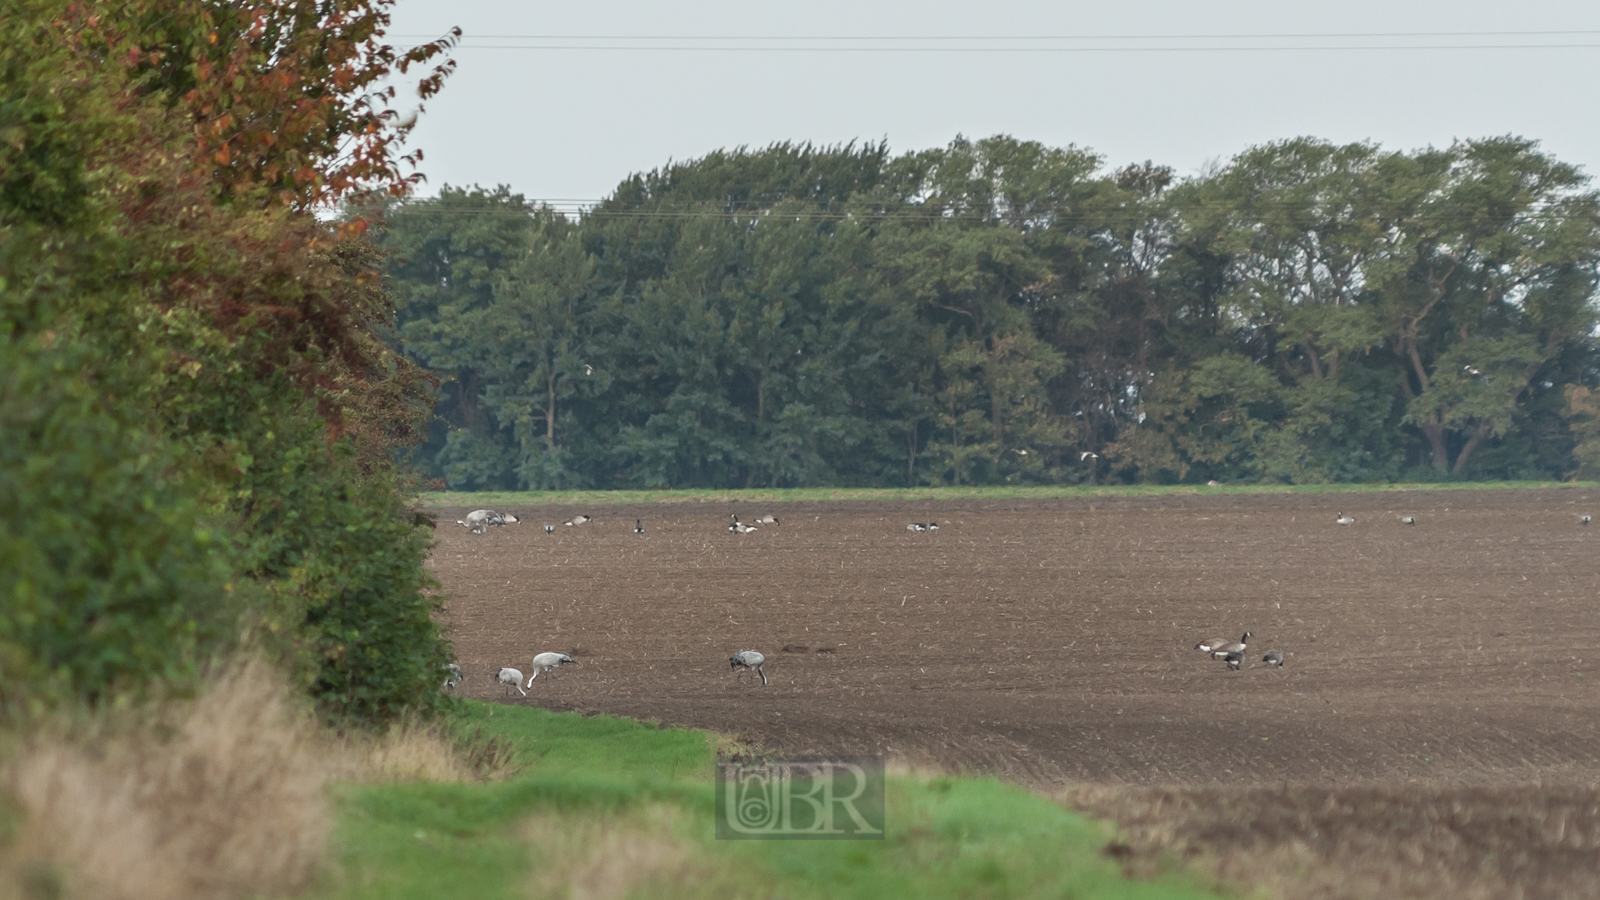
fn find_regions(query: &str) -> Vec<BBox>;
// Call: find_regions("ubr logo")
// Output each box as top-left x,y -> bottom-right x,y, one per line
715,755 -> 885,840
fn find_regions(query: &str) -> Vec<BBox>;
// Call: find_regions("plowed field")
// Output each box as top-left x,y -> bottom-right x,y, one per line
430,489 -> 1600,787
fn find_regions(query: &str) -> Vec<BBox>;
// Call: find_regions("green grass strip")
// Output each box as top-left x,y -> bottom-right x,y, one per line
422,479 -> 1595,508
316,703 -> 1227,899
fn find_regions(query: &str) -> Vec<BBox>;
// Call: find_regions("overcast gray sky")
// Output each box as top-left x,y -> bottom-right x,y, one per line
386,1 -> 1600,205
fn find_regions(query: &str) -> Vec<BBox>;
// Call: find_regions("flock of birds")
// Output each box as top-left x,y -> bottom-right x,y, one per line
447,504 -> 1594,693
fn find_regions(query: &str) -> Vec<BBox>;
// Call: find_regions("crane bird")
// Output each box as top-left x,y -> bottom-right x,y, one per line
527,652 -> 576,688
1335,512 -> 1355,526
1207,632 -> 1252,661
565,515 -> 592,527
457,509 -> 497,534
495,667 -> 527,697
442,663 -> 463,690
730,650 -> 767,685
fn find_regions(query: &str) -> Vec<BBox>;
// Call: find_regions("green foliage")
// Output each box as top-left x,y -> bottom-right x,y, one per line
384,135 -> 1600,488
1,0 -> 450,724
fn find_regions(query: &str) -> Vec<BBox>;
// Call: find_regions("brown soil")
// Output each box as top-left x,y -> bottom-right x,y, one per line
431,488 -> 1600,788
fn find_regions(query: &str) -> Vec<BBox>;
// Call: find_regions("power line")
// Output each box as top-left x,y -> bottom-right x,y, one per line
433,42 -> 1600,52
388,30 -> 1600,40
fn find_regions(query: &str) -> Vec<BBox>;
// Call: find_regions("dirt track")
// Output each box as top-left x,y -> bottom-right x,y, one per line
430,489 -> 1600,787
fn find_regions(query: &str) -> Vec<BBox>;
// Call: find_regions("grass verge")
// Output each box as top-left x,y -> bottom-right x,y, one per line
421,479 -> 1595,509
316,702 -> 1227,900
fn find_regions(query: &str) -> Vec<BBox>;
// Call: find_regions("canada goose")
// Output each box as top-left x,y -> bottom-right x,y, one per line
634,519 -> 645,534
1399,516 -> 1416,526
1223,650 -> 1244,671
732,522 -> 759,534
544,523 -> 555,534
1336,513 -> 1355,526
1262,649 -> 1284,668
1581,514 -> 1592,526
1208,632 -> 1251,660
1194,637 -> 1229,653
565,515 -> 592,526
753,514 -> 779,525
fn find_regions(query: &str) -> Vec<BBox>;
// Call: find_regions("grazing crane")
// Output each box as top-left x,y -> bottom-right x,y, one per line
1262,649 -> 1285,668
442,663 -> 463,690
544,523 -> 555,534
457,509 -> 497,534
1399,516 -> 1416,526
1335,512 -> 1355,526
565,515 -> 592,527
730,650 -> 767,685
495,667 -> 527,697
753,514 -> 779,525
1581,514 -> 1592,526
1208,632 -> 1252,661
1223,650 -> 1244,671
527,652 -> 576,688
634,519 -> 645,534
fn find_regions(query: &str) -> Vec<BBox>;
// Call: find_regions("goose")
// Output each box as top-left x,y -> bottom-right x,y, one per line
544,523 -> 555,534
565,515 -> 592,527
1399,516 -> 1416,526
730,650 -> 767,685
1262,649 -> 1284,668
1208,632 -> 1251,660
526,652 -> 576,687
1335,513 -> 1355,526
634,519 -> 645,534
753,514 -> 779,525
495,667 -> 527,697
1194,637 -> 1229,654
457,509 -> 496,534
442,663 -> 463,690
906,522 -> 939,532
1581,514 -> 1592,526
731,521 -> 759,534
1223,650 -> 1244,671
491,512 -> 519,527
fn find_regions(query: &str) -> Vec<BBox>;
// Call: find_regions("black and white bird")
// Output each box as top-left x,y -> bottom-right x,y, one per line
442,663 -> 463,690
1223,650 -> 1244,671
495,667 -> 527,697
1262,649 -> 1285,668
1335,512 -> 1355,526
730,650 -> 767,685
729,515 -> 758,534
1399,515 -> 1416,526
1194,637 -> 1229,654
634,519 -> 645,534
544,523 -> 556,534
753,514 -> 779,525
526,652 -> 576,687
1581,514 -> 1592,526
1208,632 -> 1252,661
488,512 -> 519,527
1080,451 -> 1099,461
906,522 -> 939,532
565,515 -> 592,527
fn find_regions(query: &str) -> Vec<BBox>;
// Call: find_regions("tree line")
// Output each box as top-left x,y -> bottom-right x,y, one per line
381,137 -> 1600,489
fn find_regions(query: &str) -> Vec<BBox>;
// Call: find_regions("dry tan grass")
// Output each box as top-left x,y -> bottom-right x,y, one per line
1061,781 -> 1600,900
0,654 -> 498,900
3,656 -> 330,900
523,805 -> 757,900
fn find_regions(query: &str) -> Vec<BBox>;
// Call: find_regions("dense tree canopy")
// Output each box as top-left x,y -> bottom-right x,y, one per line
383,137 -> 1600,489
